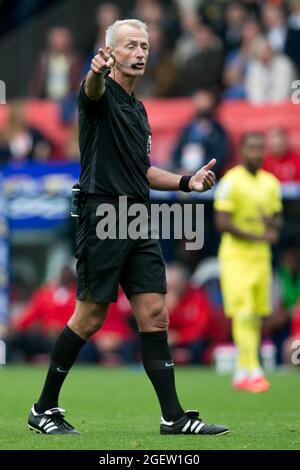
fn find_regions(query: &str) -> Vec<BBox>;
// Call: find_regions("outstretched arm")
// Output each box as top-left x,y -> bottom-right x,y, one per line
84,48 -> 115,101
147,159 -> 217,193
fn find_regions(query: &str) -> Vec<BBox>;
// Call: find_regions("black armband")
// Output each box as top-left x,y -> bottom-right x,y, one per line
179,176 -> 192,192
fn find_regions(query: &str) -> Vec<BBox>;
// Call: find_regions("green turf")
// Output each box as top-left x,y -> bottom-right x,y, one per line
0,365 -> 299,450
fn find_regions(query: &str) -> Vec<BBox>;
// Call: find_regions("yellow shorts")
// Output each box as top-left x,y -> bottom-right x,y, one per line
220,258 -> 272,318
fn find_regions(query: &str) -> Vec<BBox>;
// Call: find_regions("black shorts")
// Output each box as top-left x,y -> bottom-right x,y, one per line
75,197 -> 167,303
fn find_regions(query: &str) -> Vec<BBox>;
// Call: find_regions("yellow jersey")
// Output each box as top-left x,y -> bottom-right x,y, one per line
214,165 -> 282,262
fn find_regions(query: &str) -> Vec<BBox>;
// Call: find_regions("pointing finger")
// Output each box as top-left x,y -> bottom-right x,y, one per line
98,48 -> 110,61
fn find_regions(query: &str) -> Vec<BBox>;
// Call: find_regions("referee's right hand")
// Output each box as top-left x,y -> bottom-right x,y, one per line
91,48 -> 115,75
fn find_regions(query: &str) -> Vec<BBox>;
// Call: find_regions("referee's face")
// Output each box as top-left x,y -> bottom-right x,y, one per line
110,24 -> 149,77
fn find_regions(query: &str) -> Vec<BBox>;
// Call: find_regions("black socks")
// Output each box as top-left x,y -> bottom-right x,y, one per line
35,327 -> 185,421
140,331 -> 185,422
35,326 -> 86,413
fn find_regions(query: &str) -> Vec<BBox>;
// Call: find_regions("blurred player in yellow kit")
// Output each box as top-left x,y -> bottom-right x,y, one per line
214,132 -> 283,393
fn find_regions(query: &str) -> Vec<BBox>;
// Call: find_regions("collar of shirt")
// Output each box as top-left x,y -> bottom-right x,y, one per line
106,75 -> 136,105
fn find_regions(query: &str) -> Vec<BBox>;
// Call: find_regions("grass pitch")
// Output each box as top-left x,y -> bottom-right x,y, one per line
0,366 -> 299,450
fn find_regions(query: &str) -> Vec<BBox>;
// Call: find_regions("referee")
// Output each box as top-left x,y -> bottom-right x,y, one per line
28,19 -> 229,436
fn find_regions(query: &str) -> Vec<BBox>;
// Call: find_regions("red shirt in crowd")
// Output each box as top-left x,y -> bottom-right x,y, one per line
12,281 -> 76,335
263,151 -> 300,182
168,287 -> 212,346
94,289 -> 134,340
292,303 -> 300,337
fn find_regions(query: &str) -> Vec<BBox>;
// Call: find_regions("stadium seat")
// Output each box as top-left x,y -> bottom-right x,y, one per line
1,99 -> 300,165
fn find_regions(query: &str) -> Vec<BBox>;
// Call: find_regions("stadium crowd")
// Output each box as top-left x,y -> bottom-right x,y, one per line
1,1 -> 300,171
1,0 -> 300,368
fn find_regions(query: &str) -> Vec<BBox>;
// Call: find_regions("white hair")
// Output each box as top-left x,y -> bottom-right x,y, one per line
105,19 -> 148,48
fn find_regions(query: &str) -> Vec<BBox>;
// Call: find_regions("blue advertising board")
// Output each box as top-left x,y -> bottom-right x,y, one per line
1,161 -> 80,230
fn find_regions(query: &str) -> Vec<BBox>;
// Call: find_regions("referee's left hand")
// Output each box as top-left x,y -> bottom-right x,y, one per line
189,158 -> 216,192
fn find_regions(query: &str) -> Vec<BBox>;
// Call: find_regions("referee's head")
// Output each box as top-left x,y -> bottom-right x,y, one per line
105,19 -> 149,78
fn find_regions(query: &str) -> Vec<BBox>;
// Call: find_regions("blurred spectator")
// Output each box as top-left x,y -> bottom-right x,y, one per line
265,242 -> 300,363
82,2 -> 121,78
285,0 -> 300,73
174,23 -> 224,96
262,3 -> 287,53
0,100 -> 52,164
171,90 -> 228,177
278,242 -> 300,313
173,8 -> 201,67
242,0 -> 261,17
245,36 -> 296,103
135,23 -> 175,97
223,18 -> 261,99
64,121 -> 80,161
191,257 -> 232,362
221,1 -> 248,53
263,128 -> 300,182
30,27 -> 82,122
93,2 -> 121,50
131,0 -> 164,24
292,304 -> 300,336
283,300 -> 300,366
6,265 -> 76,362
166,263 -> 213,364
7,269 -> 138,365
130,0 -> 181,47
199,0 -> 228,36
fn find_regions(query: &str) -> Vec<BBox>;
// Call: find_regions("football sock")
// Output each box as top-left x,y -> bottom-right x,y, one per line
140,331 -> 185,422
250,368 -> 264,379
36,326 -> 86,413
233,368 -> 248,382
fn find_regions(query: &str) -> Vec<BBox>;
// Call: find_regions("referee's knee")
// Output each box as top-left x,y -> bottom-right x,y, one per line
140,304 -> 169,332
68,300 -> 108,339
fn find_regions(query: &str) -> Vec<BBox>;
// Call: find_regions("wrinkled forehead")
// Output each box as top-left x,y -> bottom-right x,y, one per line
115,25 -> 149,45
